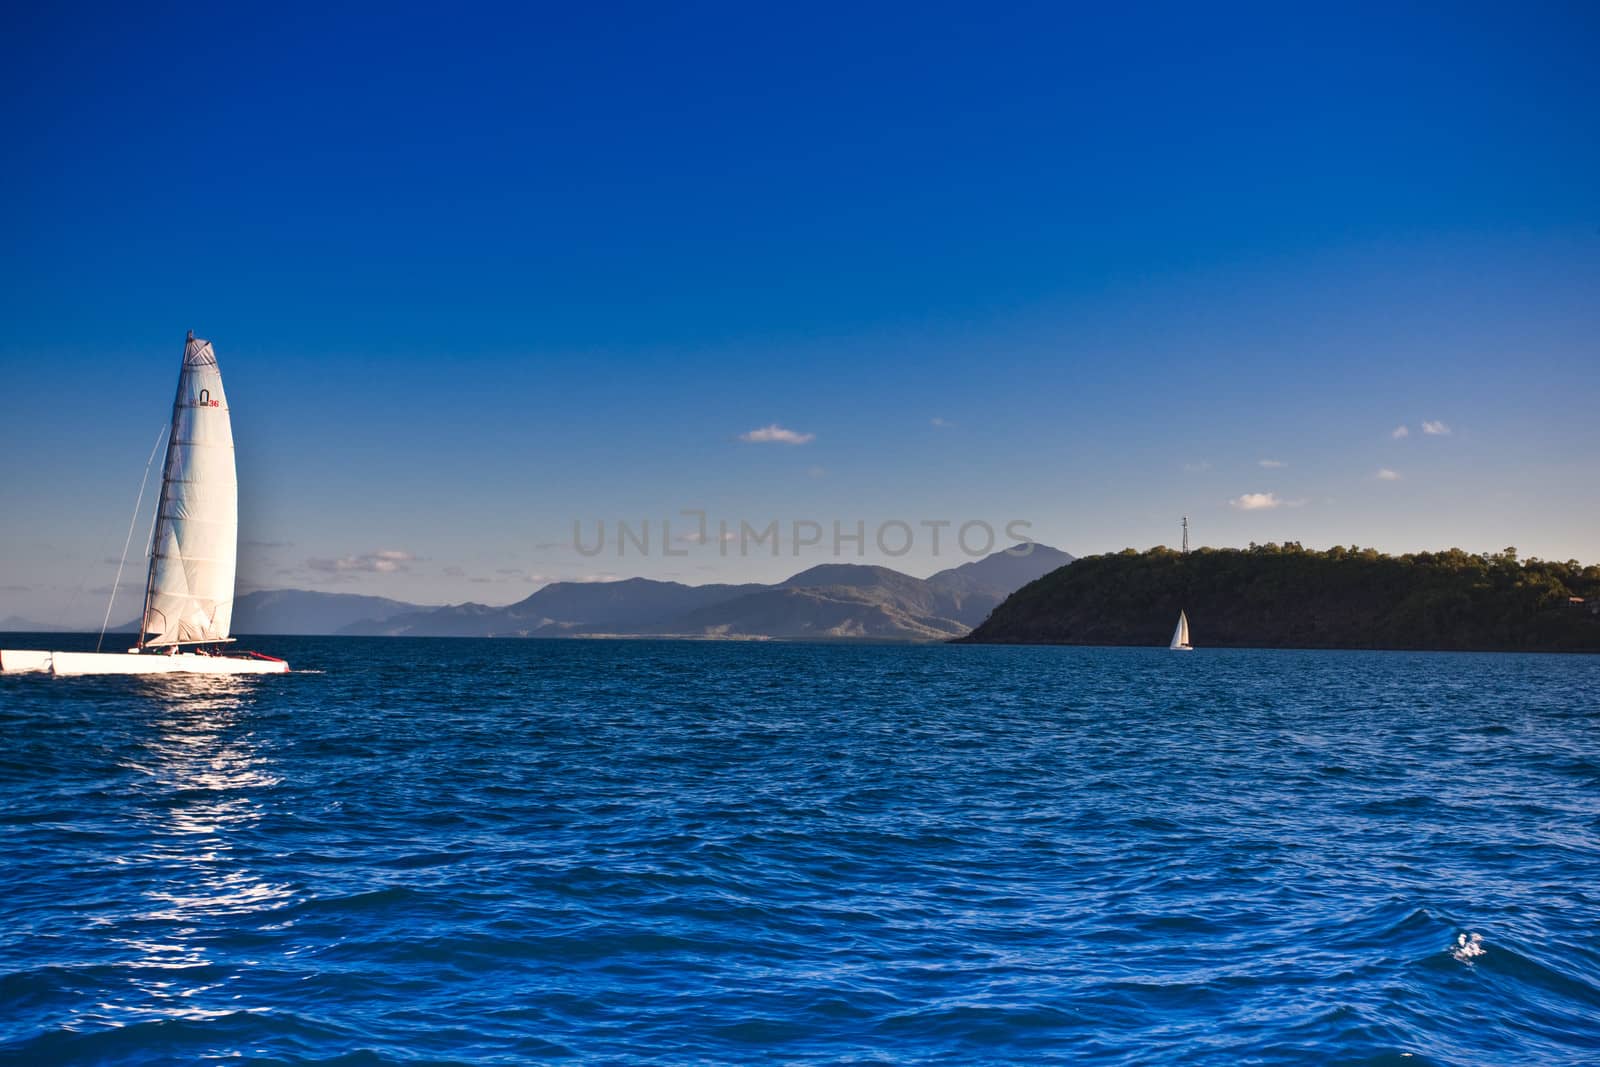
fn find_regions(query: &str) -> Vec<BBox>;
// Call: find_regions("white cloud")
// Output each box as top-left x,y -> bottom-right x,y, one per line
1230,492 -> 1281,511
679,529 -> 737,544
523,573 -> 617,586
1422,420 -> 1451,436
1183,461 -> 1213,473
1392,425 -> 1410,439
1258,459 -> 1287,468
739,424 -> 814,444
308,548 -> 416,575
930,416 -> 952,428
1376,468 -> 1401,481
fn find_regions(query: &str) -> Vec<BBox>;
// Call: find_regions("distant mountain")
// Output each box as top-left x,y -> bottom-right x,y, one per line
0,615 -> 74,633
229,589 -> 431,635
921,543 -> 1076,628
662,565 -> 971,639
340,544 -> 1073,641
89,589 -> 431,636
348,578 -> 769,637
512,577 -> 768,629
4,546 -> 1077,642
927,543 -> 1075,596
780,563 -> 923,591
345,600 -> 524,638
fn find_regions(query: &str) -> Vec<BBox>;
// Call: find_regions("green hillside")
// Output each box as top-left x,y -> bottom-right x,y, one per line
961,544 -> 1600,652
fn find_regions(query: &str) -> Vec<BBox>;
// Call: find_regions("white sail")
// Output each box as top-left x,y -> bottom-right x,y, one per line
2,329 -> 287,675
139,333 -> 238,646
1170,610 -> 1191,650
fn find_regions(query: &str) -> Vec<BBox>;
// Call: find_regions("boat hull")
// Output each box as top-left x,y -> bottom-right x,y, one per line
1,650 -> 289,676
0,649 -> 54,673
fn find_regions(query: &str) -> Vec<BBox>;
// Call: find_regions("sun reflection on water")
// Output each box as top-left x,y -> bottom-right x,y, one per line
98,676 -> 293,1025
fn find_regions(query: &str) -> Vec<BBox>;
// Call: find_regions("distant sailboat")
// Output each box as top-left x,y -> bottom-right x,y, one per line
1170,610 -> 1193,651
1,333 -> 290,676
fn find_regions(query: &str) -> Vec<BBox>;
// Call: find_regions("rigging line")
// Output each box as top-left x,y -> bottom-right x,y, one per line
97,425 -> 168,652
132,443 -> 168,645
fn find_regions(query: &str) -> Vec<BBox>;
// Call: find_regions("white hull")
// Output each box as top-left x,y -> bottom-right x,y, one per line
1,649 -> 289,676
0,650 -> 54,673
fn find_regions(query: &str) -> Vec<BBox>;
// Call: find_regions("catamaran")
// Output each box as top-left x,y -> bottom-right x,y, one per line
1,332 -> 289,676
1169,610 -> 1193,651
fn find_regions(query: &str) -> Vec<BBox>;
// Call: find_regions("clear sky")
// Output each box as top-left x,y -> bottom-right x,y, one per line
3,2 -> 1597,624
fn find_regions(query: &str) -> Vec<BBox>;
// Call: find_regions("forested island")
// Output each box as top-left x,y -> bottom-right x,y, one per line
961,544 -> 1600,652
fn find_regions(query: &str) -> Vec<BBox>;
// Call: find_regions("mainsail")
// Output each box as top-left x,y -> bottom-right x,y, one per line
139,332 -> 238,646
1170,610 -> 1191,650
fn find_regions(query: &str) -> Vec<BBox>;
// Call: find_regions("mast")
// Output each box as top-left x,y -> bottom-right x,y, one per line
137,331 -> 193,651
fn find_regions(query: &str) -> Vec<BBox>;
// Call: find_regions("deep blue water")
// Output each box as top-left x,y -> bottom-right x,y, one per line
2,637 -> 1598,1065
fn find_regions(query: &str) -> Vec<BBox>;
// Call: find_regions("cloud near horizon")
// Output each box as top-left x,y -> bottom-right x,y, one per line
1377,468 -> 1402,480
1422,420 -> 1451,436
1230,492 -> 1281,510
1258,459 -> 1287,468
1392,425 -> 1410,439
308,548 -> 415,574
679,529 -> 737,544
525,573 -> 617,585
739,424 -> 814,444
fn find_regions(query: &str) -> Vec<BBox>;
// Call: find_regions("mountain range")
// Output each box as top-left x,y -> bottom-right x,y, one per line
3,545 -> 1074,641
341,543 -> 1072,640
290,544 -> 1071,640
2,590 -> 433,639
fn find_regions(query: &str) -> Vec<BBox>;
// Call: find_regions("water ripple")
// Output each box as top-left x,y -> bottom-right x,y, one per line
2,640 -> 1598,1064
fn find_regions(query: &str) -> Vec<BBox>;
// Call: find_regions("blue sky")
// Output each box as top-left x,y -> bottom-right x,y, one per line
2,2 -> 1597,623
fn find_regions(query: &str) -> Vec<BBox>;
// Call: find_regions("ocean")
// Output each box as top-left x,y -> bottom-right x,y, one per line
2,637 -> 1597,1064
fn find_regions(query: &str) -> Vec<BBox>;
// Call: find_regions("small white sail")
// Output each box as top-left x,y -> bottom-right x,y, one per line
1170,610 -> 1192,650
140,333 -> 238,646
